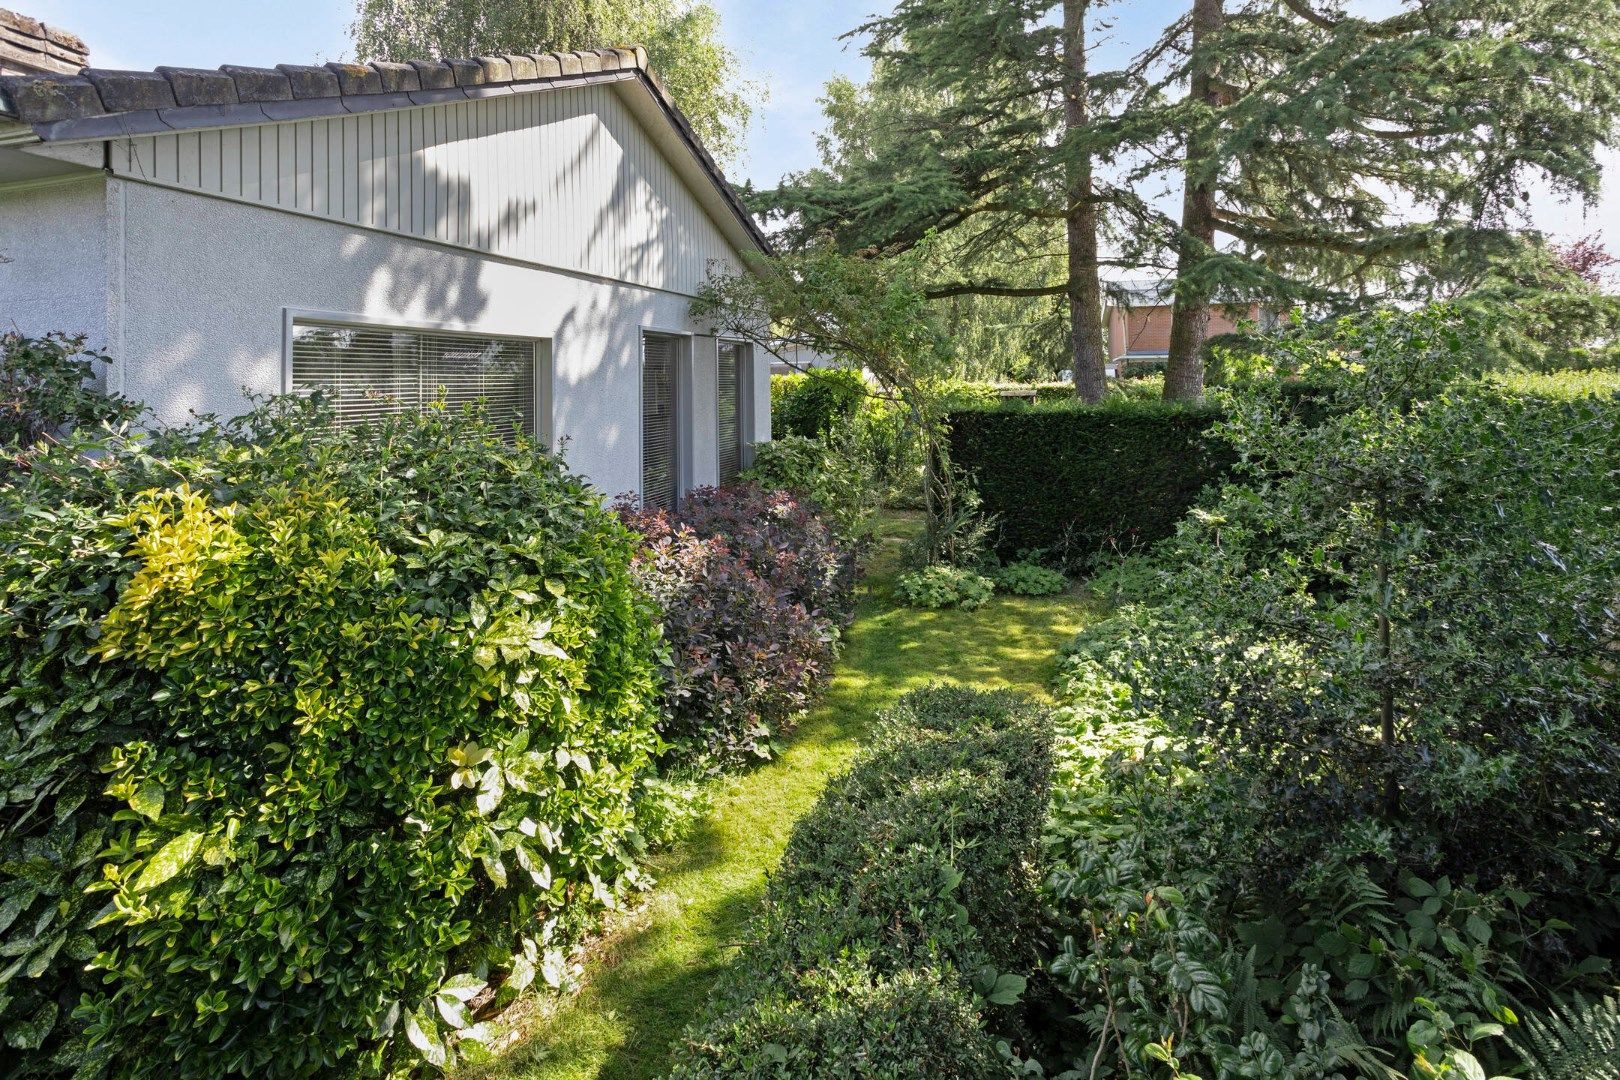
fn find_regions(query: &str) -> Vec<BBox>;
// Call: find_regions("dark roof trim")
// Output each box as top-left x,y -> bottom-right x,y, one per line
0,47 -> 770,255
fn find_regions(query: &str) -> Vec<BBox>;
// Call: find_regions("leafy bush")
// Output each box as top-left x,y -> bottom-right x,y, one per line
667,485 -> 859,628
770,367 -> 868,438
1039,660 -> 1538,1079
671,687 -> 1054,1078
1141,311 -> 1620,906
946,399 -> 1235,565
992,561 -> 1068,596
1,331 -> 141,450
618,484 -> 857,763
741,434 -> 879,541
0,400 -> 664,1077
1508,992 -> 1620,1079
896,564 -> 995,610
1033,308 -> 1620,1078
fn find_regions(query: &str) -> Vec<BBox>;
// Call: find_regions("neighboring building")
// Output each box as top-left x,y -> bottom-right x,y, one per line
0,43 -> 770,507
1104,280 -> 1277,370
0,8 -> 86,77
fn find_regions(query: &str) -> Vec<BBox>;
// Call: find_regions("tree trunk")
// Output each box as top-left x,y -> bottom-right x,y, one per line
1064,0 -> 1106,404
1163,0 -> 1225,402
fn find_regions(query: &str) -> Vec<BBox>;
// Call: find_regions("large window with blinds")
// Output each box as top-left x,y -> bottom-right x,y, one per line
716,340 -> 745,486
290,320 -> 543,443
641,333 -> 679,510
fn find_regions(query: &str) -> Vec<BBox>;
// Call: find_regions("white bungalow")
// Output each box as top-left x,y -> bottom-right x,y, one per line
0,39 -> 769,507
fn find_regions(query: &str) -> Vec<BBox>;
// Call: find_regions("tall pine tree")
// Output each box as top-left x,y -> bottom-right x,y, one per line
1152,0 -> 1620,398
756,0 -> 1133,401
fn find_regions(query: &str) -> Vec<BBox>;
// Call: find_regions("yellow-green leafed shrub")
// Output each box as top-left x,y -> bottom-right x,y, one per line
0,401 -> 662,1078
1491,367 -> 1620,399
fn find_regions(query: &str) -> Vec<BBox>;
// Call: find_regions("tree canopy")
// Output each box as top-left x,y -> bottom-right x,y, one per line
350,0 -> 759,167
1151,0 -> 1620,394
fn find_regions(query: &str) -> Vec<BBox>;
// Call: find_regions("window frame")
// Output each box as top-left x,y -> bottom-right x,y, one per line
638,327 -> 694,510
716,338 -> 750,486
282,307 -> 553,447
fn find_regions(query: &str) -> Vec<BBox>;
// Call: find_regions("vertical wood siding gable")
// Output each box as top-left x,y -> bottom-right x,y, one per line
110,84 -> 739,295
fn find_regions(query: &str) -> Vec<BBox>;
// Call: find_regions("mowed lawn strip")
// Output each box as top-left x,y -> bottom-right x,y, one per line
464,512 -> 1103,1080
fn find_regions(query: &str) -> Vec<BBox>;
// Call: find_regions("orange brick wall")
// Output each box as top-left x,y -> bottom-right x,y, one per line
1107,304 -> 1259,360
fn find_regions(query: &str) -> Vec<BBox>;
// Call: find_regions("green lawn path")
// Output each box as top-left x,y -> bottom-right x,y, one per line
463,513 -> 1102,1080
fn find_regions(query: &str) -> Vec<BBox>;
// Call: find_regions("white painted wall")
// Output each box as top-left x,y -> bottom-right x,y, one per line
0,79 -> 770,502
0,176 -> 109,354
110,83 -> 741,298
104,179 -> 764,500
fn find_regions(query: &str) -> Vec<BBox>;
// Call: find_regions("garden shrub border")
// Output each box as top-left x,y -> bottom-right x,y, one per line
0,401 -> 666,1078
670,686 -> 1055,1078
946,400 -> 1235,566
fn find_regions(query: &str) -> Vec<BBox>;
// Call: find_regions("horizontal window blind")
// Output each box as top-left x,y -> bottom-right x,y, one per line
717,341 -> 742,485
642,333 -> 678,510
291,321 -> 538,442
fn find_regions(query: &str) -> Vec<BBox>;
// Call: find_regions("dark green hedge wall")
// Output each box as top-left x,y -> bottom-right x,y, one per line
947,402 -> 1235,565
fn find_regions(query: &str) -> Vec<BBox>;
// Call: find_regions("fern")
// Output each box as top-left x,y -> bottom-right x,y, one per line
1507,992 -> 1620,1080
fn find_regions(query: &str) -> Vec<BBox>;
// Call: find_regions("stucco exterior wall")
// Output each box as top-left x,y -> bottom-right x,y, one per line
109,178 -> 765,501
0,175 -> 109,355
110,82 -> 741,299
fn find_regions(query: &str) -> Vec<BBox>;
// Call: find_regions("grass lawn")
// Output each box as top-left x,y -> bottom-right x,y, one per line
460,512 -> 1104,1080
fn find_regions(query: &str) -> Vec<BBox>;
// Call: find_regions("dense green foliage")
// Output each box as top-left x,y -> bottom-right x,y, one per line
1151,0 -> 1620,395
1,331 -> 141,452
769,369 -> 868,439
1508,993 -> 1620,1079
670,686 -> 1054,1078
617,485 -> 858,764
0,401 -> 664,1077
992,561 -> 1068,597
349,0 -> 759,167
1031,309 -> 1620,1078
739,435 -> 879,541
895,564 -> 996,610
947,400 -> 1234,566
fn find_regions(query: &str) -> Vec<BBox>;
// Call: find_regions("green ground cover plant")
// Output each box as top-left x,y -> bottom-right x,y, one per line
993,561 -> 1069,596
896,564 -> 996,610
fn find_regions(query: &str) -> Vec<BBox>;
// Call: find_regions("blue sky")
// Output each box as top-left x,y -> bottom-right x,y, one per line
20,0 -> 1616,242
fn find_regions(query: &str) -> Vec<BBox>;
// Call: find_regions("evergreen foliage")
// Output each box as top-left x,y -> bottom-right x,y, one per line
349,0 -> 759,166
1507,993 -> 1620,1080
0,401 -> 664,1076
670,686 -> 1054,1078
752,0 -> 1124,398
1151,0 -> 1620,394
946,399 -> 1235,565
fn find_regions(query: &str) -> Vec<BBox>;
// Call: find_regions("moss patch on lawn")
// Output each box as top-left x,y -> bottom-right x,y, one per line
460,513 -> 1103,1080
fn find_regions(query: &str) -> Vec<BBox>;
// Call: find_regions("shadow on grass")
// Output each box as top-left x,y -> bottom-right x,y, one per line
459,512 -> 1103,1080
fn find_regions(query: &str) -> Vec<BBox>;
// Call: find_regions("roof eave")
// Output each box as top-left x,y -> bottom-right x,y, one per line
0,47 -> 771,259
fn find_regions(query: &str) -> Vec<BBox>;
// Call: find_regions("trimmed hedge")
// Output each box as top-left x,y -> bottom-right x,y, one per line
0,401 -> 664,1077
671,686 -> 1054,1078
947,400 -> 1234,565
770,368 -> 867,439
